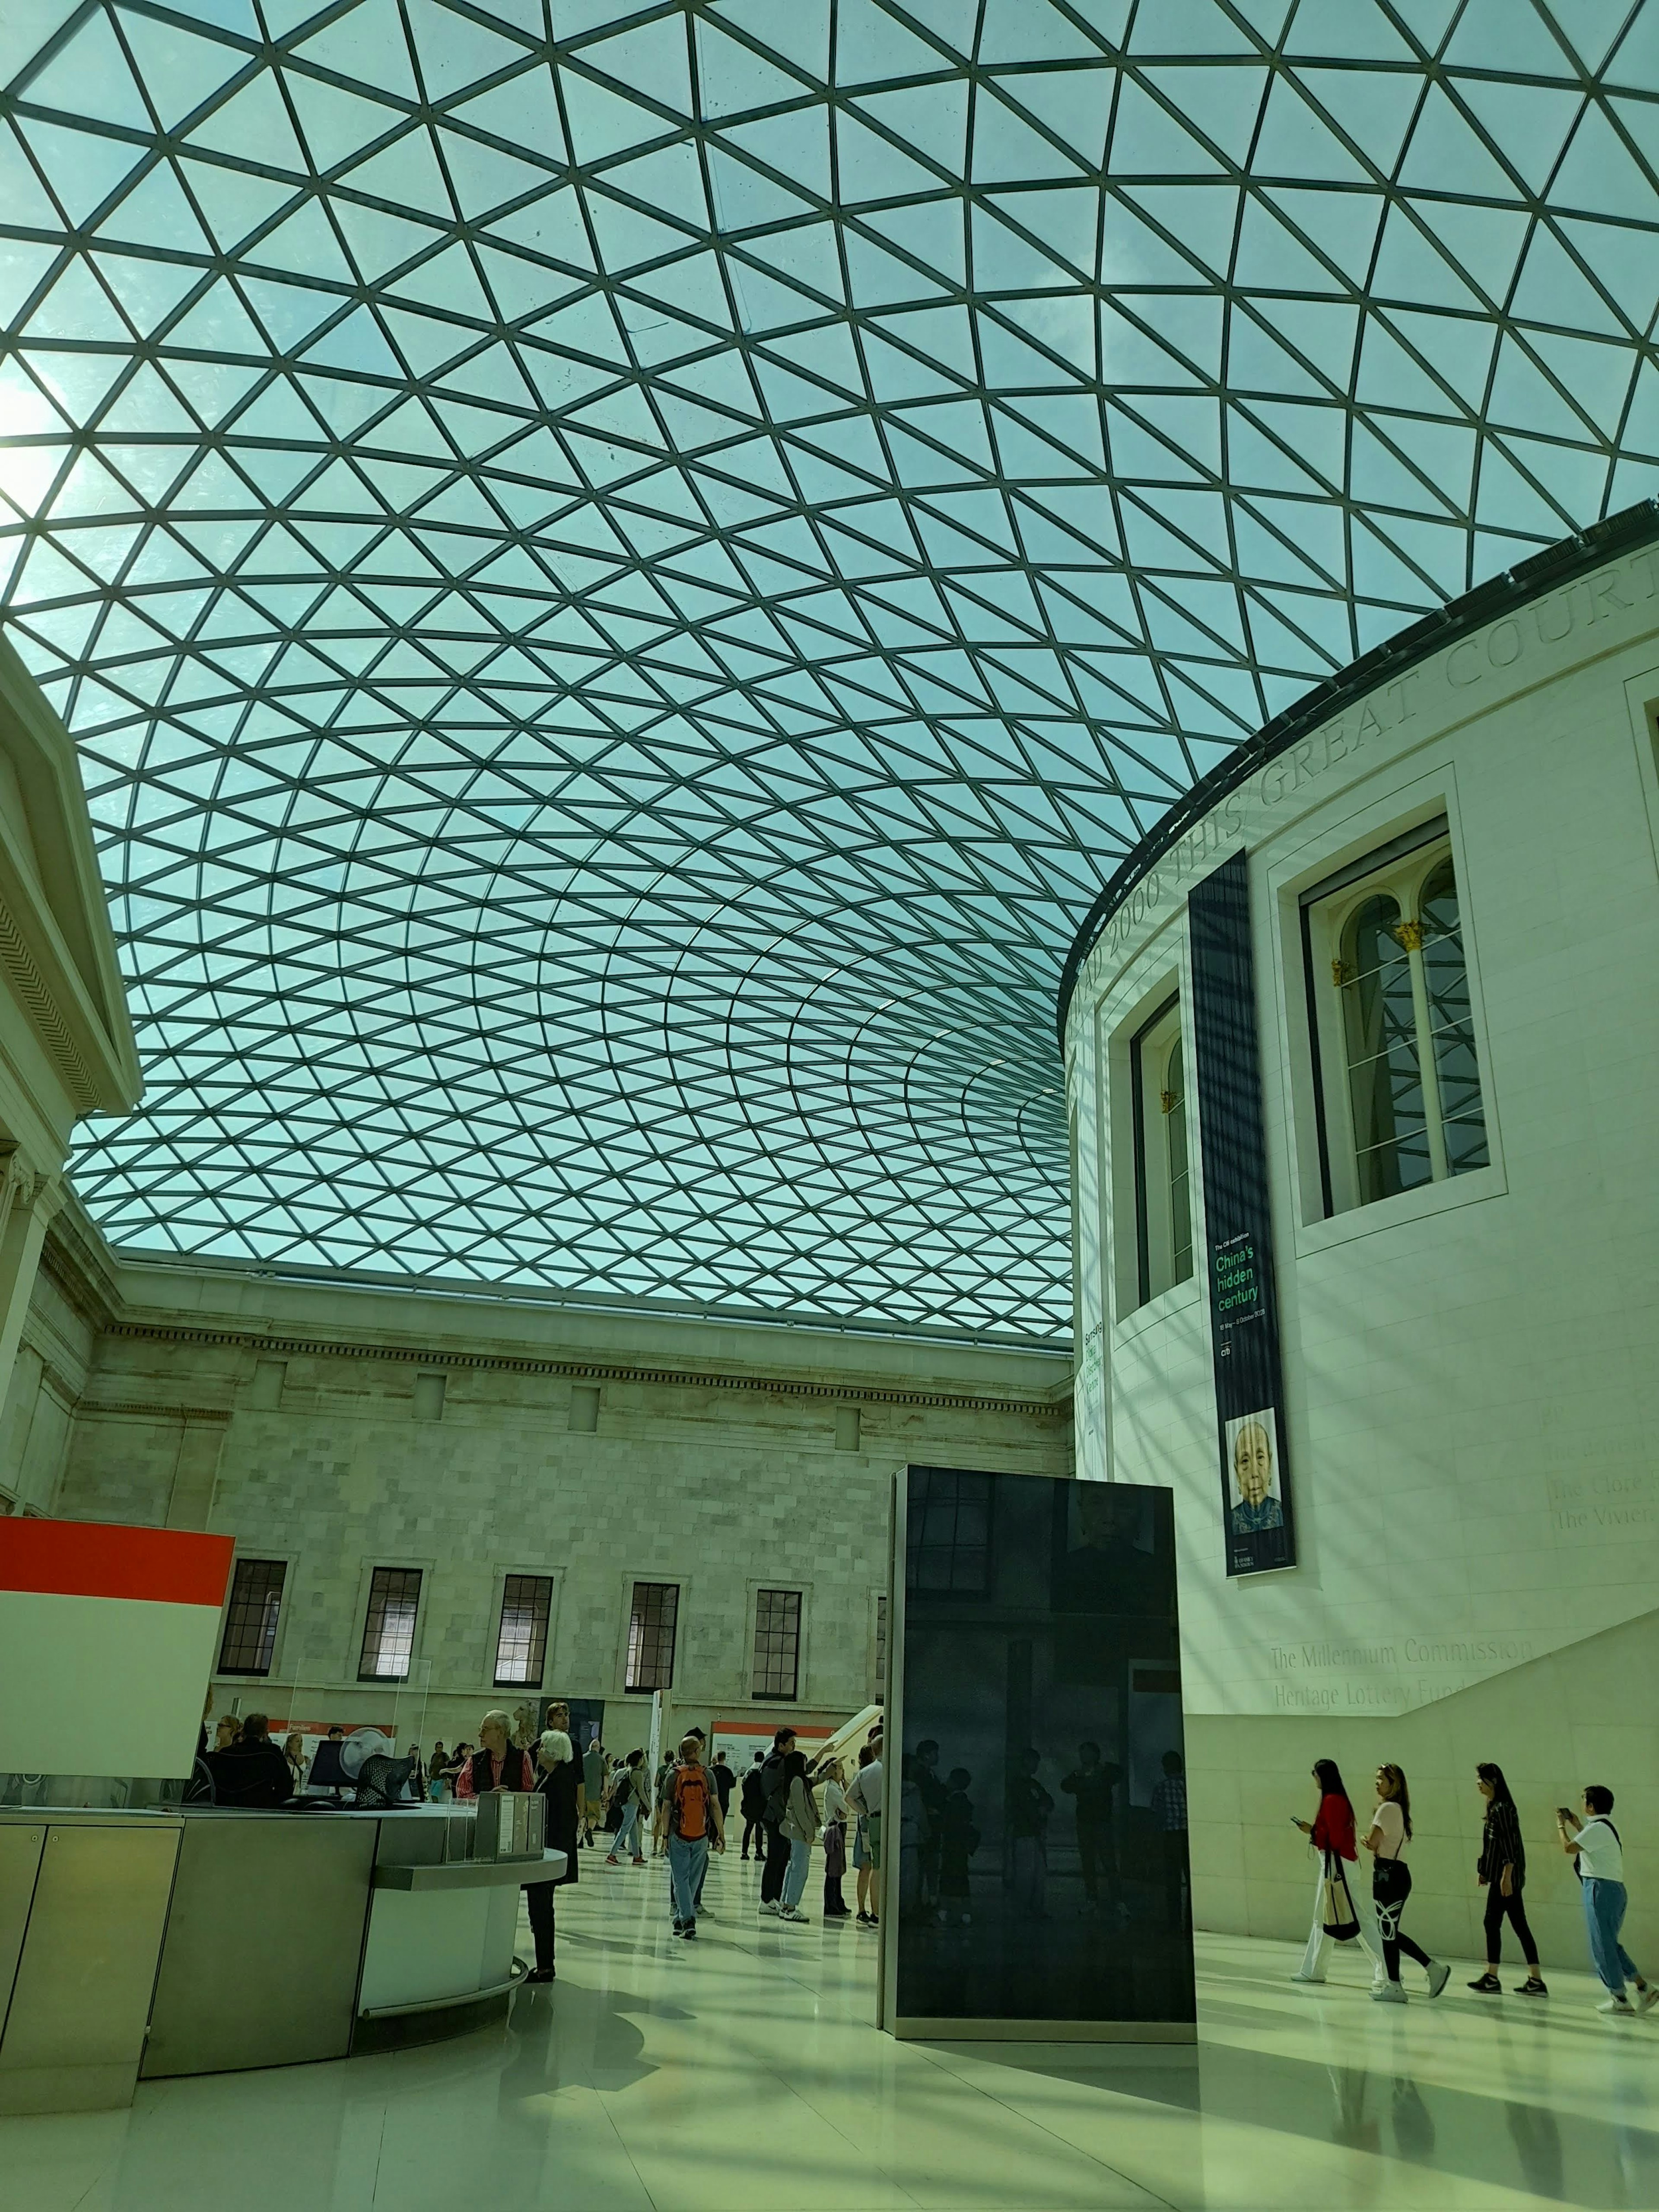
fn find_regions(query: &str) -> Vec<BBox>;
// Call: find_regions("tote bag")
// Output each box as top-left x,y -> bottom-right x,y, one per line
1321,1850 -> 1361,1941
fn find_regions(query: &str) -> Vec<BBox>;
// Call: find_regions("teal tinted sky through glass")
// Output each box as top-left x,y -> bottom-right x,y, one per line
2,0 -> 1656,1336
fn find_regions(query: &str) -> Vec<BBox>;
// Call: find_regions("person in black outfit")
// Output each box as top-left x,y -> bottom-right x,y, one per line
741,1752 -> 768,1859
711,1750 -> 736,1826
214,1713 -> 294,1807
912,1740 -> 948,1907
525,1728 -> 578,1984
1061,1740 -> 1123,1917
1468,1761 -> 1547,1994
759,1727 -> 797,1908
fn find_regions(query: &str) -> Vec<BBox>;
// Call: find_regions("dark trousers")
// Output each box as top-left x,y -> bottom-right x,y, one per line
1078,1819 -> 1119,1907
525,1878 -> 556,1972
742,1816 -> 765,1859
761,1821 -> 791,1904
1373,1859 -> 1431,1981
1484,1883 -> 1539,1965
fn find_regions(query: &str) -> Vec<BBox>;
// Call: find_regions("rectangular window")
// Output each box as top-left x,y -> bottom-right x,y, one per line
493,1574 -> 553,1688
751,1588 -> 801,1700
906,1467 -> 993,1594
218,1557 -> 286,1676
1130,993 -> 1193,1306
1303,821 -> 1487,1217
873,1592 -> 888,1701
625,1580 -> 678,1692
358,1566 -> 422,1681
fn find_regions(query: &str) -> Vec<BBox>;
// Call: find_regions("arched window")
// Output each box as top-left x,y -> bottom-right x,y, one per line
1131,995 -> 1195,1304
1306,827 -> 1487,1216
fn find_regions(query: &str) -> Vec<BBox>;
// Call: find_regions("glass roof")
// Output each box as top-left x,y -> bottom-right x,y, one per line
3,1 -> 1658,1339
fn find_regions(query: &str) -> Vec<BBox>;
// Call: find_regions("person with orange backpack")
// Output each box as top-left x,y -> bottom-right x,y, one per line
667,1733 -> 725,1939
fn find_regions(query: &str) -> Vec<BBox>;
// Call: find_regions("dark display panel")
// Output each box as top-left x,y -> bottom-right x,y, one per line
890,1467 -> 1193,2033
1189,848 -> 1296,1576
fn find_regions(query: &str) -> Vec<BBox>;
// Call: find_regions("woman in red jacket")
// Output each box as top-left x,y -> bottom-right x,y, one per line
1291,1758 -> 1383,1984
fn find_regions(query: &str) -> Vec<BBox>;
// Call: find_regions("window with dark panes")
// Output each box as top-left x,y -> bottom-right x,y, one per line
906,1467 -> 993,1594
751,1588 -> 801,1699
358,1566 -> 422,1681
625,1580 -> 678,1692
493,1574 -> 553,1688
218,1557 -> 286,1675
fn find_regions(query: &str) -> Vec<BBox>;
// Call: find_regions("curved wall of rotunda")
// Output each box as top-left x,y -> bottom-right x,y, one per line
1063,512 -> 1659,1963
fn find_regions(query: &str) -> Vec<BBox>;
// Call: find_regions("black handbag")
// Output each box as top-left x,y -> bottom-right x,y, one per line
1321,1850 -> 1360,1941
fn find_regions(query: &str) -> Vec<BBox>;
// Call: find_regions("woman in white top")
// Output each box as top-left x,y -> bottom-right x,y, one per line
818,1759 -> 850,1919
1361,1764 -> 1449,2004
1559,1784 -> 1657,2015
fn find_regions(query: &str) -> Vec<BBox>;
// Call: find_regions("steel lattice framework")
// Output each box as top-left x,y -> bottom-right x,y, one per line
2,1 -> 1658,1337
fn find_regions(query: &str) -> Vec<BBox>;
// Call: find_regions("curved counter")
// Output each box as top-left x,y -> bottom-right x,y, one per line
0,1804 -> 564,2115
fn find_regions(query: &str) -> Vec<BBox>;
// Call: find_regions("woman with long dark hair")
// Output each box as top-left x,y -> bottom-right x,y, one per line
1362,1764 -> 1448,2002
1291,1758 -> 1383,1983
1469,1762 -> 1546,1995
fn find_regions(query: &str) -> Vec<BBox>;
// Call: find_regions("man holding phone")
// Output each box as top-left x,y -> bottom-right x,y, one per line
1559,1786 -> 1657,2015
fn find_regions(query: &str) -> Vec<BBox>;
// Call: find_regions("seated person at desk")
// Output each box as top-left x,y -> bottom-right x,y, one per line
213,1712 -> 294,1807
457,1711 -> 536,1796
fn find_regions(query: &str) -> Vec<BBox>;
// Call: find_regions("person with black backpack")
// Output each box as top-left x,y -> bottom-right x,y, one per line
666,1733 -> 724,1939
1559,1785 -> 1657,2015
758,1726 -> 797,1914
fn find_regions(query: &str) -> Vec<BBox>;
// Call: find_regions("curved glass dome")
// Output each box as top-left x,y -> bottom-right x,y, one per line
3,1 -> 1657,1337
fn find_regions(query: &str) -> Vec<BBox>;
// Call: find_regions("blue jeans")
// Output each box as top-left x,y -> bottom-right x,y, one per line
612,1799 -> 640,1857
1583,1878 -> 1642,1994
782,1835 -> 811,1910
668,1834 -> 708,1926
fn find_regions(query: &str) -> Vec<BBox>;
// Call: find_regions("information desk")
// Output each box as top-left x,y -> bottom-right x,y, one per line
0,1804 -> 564,2115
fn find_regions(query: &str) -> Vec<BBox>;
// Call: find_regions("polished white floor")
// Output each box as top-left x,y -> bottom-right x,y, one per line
10,1846 -> 1659,2209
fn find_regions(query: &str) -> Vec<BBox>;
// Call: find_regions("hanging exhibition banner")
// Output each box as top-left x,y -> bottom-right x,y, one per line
1187,850 -> 1296,1576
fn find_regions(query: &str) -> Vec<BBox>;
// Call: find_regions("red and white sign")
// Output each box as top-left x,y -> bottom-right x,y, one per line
0,1518 -> 234,1779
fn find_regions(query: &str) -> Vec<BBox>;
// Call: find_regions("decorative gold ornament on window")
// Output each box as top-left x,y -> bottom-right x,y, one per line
1331,959 -> 1353,986
1160,1090 -> 1180,1115
1391,918 -> 1425,952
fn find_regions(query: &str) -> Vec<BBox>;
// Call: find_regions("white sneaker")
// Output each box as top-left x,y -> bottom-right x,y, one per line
760,1899 -> 779,1915
1426,1961 -> 1450,2000
779,1906 -> 810,1923
1597,1995 -> 1634,2013
1371,1982 -> 1407,2004
1290,1971 -> 1326,1984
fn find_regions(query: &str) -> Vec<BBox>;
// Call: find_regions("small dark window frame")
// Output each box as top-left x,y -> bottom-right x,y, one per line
357,1566 -> 423,1682
493,1573 -> 554,1689
218,1557 -> 287,1677
751,1587 -> 802,1700
625,1580 -> 679,1693
1129,990 -> 1179,1308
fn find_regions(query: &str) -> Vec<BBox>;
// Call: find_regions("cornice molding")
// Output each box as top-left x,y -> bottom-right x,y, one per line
103,1319 -> 1072,1419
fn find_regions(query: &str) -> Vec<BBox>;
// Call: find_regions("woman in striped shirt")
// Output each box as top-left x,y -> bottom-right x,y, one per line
1468,1762 -> 1547,1996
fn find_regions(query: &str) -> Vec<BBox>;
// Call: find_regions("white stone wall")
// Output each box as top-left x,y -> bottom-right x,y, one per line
1066,539 -> 1659,1725
40,1246 -> 1071,1746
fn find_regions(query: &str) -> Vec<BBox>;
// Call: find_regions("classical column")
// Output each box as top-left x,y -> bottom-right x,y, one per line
0,1148 -> 64,1420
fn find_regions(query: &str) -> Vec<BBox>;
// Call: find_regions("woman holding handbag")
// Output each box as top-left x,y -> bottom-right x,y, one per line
1290,1758 -> 1384,1984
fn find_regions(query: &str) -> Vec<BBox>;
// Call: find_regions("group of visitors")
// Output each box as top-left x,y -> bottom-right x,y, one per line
746,1726 -> 883,1926
1294,1757 -> 1656,2016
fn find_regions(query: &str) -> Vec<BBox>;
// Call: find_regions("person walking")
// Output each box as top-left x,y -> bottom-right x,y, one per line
740,1751 -> 768,1860
1468,1763 -> 1546,1995
819,1758 -> 850,1918
758,1727 -> 797,1914
1559,1786 -> 1658,2016
582,1737 -> 606,1846
1291,1758 -> 1384,1983
1060,1740 -> 1125,1920
605,1748 -> 650,1866
711,1748 -> 737,1831
779,1749 -> 819,1923
524,1727 -> 578,1982
666,1733 -> 724,1938
1006,1748 -> 1052,1919
847,1741 -> 883,1926
1361,1764 -> 1449,2004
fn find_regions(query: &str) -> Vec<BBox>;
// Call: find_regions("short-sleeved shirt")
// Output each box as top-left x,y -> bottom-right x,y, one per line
1371,1800 -> 1408,1861
1576,1815 -> 1623,1882
847,1761 -> 883,1817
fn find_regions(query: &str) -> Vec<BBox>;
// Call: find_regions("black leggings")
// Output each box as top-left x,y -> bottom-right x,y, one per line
1483,1883 -> 1539,1967
1373,1860 -> 1432,1982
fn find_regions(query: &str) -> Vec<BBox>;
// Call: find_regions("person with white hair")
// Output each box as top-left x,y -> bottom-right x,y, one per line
525,1726 -> 578,1983
456,1710 -> 535,1797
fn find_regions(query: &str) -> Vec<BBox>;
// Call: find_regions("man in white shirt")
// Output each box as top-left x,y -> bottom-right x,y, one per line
1559,1784 -> 1657,2015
